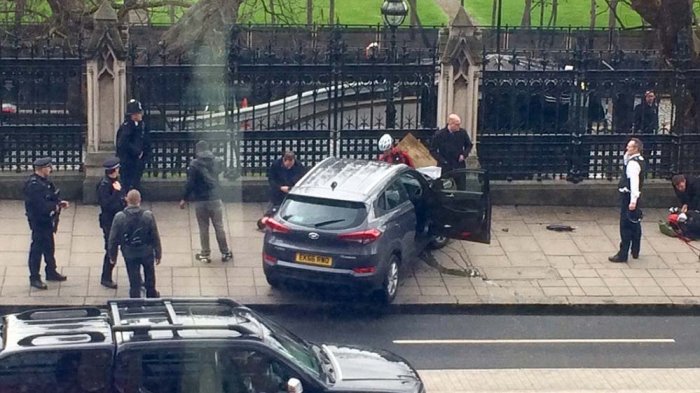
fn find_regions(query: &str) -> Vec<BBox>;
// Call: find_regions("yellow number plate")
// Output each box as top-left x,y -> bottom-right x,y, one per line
295,253 -> 333,267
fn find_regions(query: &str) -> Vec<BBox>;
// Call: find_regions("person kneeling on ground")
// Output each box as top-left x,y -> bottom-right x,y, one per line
672,174 -> 700,213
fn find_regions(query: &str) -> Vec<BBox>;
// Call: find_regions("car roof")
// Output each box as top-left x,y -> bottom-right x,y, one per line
290,157 -> 407,202
0,299 -> 266,355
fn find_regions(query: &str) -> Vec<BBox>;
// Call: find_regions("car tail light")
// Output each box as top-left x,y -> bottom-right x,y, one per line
265,218 -> 290,233
460,231 -> 472,239
352,266 -> 376,274
263,252 -> 278,265
338,228 -> 382,244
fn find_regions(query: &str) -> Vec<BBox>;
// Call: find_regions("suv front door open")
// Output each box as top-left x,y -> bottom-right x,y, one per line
428,169 -> 491,244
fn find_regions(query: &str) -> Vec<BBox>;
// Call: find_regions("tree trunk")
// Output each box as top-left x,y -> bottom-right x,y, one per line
491,0 -> 497,26
307,0 -> 313,27
329,0 -> 335,25
409,0 -> 417,27
159,0 -> 241,58
548,0 -> 558,27
608,0 -> 618,30
521,0 -> 532,28
269,0 -> 276,24
14,0 -> 26,24
590,0 -> 597,29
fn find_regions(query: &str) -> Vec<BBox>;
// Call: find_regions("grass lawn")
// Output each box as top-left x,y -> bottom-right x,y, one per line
462,0 -> 645,28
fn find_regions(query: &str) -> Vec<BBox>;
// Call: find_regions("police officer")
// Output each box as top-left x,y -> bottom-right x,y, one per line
24,157 -> 69,289
116,99 -> 151,192
609,138 -> 645,263
96,157 -> 125,289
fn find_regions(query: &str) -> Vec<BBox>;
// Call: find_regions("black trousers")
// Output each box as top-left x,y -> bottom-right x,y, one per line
618,193 -> 642,260
28,226 -> 58,281
124,256 -> 159,298
120,161 -> 144,192
101,225 -> 115,283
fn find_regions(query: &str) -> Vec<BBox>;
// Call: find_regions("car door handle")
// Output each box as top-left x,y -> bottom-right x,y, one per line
444,193 -> 455,198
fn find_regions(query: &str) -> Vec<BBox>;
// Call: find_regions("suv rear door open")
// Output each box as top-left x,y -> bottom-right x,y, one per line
427,169 -> 491,244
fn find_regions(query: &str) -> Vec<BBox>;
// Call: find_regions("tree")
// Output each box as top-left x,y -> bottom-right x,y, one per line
608,0 -> 619,29
590,0 -> 597,30
521,0 -> 533,27
548,0 -> 559,27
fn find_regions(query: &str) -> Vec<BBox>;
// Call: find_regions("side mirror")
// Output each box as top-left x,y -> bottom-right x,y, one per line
287,378 -> 303,393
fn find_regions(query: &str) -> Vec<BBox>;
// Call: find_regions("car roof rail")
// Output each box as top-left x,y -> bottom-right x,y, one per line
15,307 -> 103,322
108,298 -> 257,338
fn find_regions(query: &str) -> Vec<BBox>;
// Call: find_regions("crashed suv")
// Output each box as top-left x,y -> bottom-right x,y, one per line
0,298 -> 424,393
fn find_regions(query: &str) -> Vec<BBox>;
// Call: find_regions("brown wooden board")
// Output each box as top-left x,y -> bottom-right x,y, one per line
397,132 -> 437,168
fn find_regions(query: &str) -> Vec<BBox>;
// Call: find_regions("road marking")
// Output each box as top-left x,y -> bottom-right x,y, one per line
393,338 -> 676,344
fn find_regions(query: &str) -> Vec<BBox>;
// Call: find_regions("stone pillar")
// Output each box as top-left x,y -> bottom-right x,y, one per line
436,7 -> 483,165
83,1 -> 128,203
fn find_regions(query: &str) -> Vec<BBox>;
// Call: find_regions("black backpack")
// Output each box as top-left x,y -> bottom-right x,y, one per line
122,210 -> 148,247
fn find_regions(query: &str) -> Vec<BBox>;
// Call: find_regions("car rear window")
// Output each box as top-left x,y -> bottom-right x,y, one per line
279,195 -> 367,230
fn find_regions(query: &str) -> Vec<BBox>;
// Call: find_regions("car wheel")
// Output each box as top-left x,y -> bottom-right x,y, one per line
380,255 -> 400,304
266,274 -> 282,289
429,235 -> 449,249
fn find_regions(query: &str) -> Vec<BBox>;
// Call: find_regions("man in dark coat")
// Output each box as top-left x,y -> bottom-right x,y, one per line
96,157 -> 125,289
672,174 -> 700,213
632,90 -> 659,134
267,151 -> 306,207
24,157 -> 69,289
430,113 -> 473,174
180,140 -> 232,263
108,189 -> 162,298
257,151 -> 306,229
116,99 -> 151,192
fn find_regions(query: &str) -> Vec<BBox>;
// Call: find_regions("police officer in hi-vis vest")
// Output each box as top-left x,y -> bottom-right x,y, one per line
609,138 -> 645,263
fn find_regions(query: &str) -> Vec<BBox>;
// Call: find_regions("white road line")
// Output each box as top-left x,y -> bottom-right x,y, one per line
393,338 -> 676,344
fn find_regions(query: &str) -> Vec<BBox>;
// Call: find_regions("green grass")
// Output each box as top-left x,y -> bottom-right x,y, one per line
463,0 -> 645,28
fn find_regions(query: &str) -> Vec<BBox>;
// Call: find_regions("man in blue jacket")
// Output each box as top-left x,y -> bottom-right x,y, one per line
257,151 -> 306,229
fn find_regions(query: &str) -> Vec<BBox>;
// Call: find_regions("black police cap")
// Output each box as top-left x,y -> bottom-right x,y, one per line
103,157 -> 120,170
126,99 -> 143,115
33,157 -> 53,168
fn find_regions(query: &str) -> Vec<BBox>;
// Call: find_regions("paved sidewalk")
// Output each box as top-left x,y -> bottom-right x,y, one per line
0,200 -> 699,307
419,368 -> 700,392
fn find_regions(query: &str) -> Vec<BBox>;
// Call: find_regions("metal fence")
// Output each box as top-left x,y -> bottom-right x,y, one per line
477,46 -> 700,182
0,26 -> 85,172
130,25 -> 439,177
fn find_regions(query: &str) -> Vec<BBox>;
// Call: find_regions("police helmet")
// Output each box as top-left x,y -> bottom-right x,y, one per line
126,99 -> 143,115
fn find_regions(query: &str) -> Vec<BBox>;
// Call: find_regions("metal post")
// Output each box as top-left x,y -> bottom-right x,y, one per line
386,26 -> 397,129
495,0 -> 503,55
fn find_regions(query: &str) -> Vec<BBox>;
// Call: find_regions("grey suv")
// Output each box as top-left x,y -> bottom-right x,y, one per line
262,157 -> 491,303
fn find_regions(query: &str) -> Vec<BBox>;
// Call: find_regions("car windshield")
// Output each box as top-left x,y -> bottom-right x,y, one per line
280,195 -> 367,230
254,313 -> 323,379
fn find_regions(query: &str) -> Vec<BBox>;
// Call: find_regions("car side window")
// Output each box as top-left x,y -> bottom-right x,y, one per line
0,349 -> 112,393
399,172 -> 424,201
375,180 -> 409,215
218,348 -> 297,393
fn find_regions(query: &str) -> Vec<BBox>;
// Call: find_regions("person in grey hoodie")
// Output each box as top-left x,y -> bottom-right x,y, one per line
108,189 -> 161,298
179,140 -> 232,263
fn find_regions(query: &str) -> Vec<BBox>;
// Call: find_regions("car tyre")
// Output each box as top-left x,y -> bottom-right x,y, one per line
380,255 -> 400,304
429,235 -> 449,249
266,274 -> 282,289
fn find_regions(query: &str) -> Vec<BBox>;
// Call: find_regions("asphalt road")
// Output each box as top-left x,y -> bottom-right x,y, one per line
265,311 -> 700,369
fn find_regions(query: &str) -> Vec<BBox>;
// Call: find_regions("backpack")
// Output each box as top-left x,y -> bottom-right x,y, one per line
122,210 -> 148,247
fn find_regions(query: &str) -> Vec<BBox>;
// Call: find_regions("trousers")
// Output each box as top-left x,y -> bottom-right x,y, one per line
124,256 -> 159,298
618,193 -> 642,259
101,225 -> 116,282
194,200 -> 230,256
28,226 -> 58,281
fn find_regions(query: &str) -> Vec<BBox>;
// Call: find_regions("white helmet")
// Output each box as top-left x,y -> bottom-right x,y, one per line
378,134 -> 393,151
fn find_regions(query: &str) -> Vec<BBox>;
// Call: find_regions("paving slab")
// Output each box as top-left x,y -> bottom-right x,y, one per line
0,202 -> 698,308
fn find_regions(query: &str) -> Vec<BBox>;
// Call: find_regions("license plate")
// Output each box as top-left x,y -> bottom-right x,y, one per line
295,253 -> 333,267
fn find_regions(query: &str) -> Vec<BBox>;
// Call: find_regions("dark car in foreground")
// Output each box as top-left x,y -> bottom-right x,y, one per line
263,157 -> 492,303
0,298 -> 423,393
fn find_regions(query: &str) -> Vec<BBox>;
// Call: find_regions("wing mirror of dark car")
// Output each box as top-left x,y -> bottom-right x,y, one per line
287,378 -> 303,393
440,178 -> 455,190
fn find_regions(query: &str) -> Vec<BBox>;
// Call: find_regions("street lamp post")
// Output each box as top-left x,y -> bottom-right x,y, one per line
380,0 -> 408,129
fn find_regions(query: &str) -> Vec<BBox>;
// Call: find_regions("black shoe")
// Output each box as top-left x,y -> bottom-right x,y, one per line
101,280 -> 118,289
608,254 -> 628,263
222,252 -> 233,263
30,279 -> 48,290
45,272 -> 67,281
631,252 -> 639,259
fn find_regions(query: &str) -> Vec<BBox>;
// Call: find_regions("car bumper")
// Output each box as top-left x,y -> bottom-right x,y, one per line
263,259 -> 383,291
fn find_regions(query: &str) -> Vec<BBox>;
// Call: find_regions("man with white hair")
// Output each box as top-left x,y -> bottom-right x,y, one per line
430,113 -> 473,173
